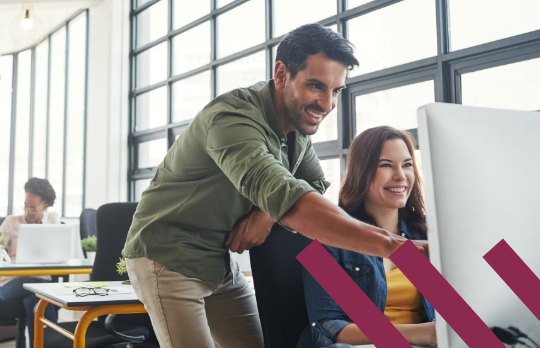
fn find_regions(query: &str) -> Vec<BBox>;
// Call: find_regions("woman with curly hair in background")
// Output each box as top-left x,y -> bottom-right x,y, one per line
0,177 -> 60,346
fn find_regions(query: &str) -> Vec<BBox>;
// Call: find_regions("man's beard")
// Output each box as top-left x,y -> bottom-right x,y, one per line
283,85 -> 323,136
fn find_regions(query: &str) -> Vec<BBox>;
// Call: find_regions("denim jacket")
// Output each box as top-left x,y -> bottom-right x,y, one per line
297,220 -> 436,348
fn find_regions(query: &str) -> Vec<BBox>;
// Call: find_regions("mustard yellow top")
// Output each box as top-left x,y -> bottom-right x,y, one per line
384,268 -> 424,325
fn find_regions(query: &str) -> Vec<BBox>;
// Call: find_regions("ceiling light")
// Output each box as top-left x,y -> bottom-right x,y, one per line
20,10 -> 34,31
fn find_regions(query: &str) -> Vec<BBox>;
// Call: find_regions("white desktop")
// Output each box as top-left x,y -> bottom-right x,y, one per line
418,103 -> 540,348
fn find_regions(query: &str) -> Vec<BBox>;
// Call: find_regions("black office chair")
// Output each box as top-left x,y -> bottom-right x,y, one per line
0,301 -> 27,348
43,203 -> 159,348
249,224 -> 313,348
79,209 -> 97,258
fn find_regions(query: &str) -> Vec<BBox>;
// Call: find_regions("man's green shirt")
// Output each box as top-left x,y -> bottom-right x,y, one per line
122,80 -> 330,285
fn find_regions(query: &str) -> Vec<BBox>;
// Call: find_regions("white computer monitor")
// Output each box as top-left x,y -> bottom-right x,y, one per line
16,225 -> 73,263
417,103 -> 540,348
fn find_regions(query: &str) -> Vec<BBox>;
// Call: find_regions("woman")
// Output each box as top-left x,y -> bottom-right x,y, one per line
298,126 -> 436,347
0,177 -> 60,346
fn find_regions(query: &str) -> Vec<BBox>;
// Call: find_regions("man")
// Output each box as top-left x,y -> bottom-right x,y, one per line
123,24 -> 427,348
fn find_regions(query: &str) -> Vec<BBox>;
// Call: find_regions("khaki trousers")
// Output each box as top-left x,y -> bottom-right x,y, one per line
126,257 -> 264,348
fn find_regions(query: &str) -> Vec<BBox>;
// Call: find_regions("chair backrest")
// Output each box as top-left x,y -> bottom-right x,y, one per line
79,209 -> 97,240
91,202 -> 138,282
249,224 -> 312,348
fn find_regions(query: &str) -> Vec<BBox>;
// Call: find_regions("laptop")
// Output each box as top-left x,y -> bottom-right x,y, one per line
16,225 -> 73,263
417,103 -> 540,347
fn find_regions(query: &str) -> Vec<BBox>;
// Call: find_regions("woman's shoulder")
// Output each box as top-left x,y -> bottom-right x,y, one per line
44,211 -> 61,224
0,215 -> 24,233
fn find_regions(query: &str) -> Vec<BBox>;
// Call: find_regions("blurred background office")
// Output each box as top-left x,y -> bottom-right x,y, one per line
0,0 -> 539,345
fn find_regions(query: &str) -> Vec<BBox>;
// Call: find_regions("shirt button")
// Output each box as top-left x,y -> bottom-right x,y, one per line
355,267 -> 360,271
401,232 -> 406,237
312,322 -> 316,327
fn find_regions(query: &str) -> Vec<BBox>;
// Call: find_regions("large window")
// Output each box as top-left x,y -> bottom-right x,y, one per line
129,0 -> 540,200
0,11 -> 88,217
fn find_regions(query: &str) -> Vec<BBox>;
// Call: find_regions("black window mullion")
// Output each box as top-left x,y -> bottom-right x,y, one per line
82,10 -> 90,209
29,47 -> 36,179
46,36 -> 52,180
167,0 -> 173,148
62,21 -> 70,217
7,54 -> 19,216
211,0 -> 218,99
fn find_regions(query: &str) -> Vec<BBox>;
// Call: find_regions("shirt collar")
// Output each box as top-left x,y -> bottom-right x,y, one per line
399,219 -> 415,239
260,80 -> 308,144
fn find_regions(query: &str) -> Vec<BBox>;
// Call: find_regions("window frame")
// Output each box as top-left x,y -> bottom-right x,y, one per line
2,9 -> 89,217
128,0 -> 540,200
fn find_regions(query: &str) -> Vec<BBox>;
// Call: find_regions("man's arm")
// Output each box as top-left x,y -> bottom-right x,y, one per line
280,192 -> 427,258
294,137 -> 330,195
337,322 -> 437,346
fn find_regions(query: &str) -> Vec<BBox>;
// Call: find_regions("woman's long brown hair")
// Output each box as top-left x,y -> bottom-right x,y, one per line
338,126 -> 427,238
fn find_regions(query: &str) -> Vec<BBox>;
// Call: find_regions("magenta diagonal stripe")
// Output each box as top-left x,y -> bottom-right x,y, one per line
484,239 -> 540,321
297,240 -> 412,348
390,240 -> 505,348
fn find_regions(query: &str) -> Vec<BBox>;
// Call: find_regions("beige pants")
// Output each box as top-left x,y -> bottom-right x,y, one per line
126,257 -> 264,348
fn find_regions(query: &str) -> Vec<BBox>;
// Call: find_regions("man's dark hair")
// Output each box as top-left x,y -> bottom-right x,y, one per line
276,23 -> 359,79
24,177 -> 56,206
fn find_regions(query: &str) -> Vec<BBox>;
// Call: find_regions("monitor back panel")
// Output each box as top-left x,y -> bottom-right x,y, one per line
418,103 -> 540,348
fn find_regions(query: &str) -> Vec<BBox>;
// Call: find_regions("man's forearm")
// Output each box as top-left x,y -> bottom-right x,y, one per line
279,191 -> 405,258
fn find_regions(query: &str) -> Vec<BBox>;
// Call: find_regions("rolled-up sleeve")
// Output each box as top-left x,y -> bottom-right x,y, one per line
294,137 -> 331,195
206,113 -> 315,222
302,245 -> 353,346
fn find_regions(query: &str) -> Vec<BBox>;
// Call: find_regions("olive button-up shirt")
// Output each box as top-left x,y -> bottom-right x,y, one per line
122,80 -> 330,285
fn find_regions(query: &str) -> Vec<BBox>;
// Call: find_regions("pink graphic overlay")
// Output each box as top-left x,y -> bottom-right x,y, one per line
390,240 -> 505,348
297,240 -> 412,347
484,239 -> 540,321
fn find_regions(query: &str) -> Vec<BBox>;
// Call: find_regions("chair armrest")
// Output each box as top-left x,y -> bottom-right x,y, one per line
104,314 -> 148,343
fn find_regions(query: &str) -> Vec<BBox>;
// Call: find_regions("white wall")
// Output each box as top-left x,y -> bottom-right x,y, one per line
85,0 -> 130,209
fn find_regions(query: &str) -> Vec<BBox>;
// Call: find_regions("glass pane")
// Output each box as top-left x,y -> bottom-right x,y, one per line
217,0 -> 235,8
0,56 -> 13,216
319,158 -> 340,204
172,21 -> 211,75
134,179 -> 151,201
311,108 -> 337,143
274,0 -> 336,38
12,50 -> 32,216
461,58 -> 540,111
136,87 -> 168,131
49,28 -> 67,213
173,0 -> 210,29
172,71 -> 211,123
217,51 -> 266,96
449,0 -> 540,51
347,0 -> 436,76
217,0 -> 265,58
136,42 -> 168,88
65,14 -> 87,217
355,80 -> 434,135
33,40 -> 48,179
138,138 -> 167,168
136,0 -> 168,48
348,0 -> 372,9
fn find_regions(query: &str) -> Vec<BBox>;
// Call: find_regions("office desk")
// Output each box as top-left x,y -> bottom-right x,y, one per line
24,281 -> 145,348
0,259 -> 93,277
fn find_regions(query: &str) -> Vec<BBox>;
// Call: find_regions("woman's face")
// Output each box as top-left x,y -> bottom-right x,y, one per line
365,138 -> 415,211
24,193 -> 48,224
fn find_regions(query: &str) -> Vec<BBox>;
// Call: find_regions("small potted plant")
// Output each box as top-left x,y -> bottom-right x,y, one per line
81,235 -> 97,264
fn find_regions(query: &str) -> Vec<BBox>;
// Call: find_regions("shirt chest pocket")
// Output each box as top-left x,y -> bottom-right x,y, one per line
343,262 -> 372,291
